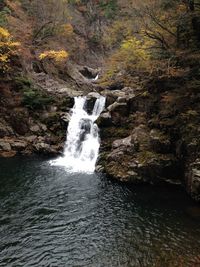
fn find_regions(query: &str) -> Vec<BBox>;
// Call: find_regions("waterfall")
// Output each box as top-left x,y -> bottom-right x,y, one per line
52,96 -> 105,173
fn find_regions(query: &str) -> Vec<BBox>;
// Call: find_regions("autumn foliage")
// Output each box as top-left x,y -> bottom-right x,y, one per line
0,26 -> 20,72
39,50 -> 69,62
107,37 -> 151,76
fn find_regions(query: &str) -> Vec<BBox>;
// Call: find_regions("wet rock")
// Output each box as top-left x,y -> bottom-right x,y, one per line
186,159 -> 200,201
33,137 -> 61,155
86,92 -> 101,114
96,112 -> 112,128
87,92 -> 100,99
60,112 -> 71,127
95,165 -> 104,172
0,151 -> 16,158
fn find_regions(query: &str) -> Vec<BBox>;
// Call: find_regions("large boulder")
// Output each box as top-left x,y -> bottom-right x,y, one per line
86,92 -> 101,113
78,66 -> 99,79
106,148 -> 179,184
101,90 -> 125,106
104,124 -> 180,184
107,102 -> 129,125
96,112 -> 112,128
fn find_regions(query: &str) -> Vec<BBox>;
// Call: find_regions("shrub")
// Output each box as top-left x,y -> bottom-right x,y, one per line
39,50 -> 69,62
15,76 -> 53,110
22,87 -> 53,110
106,37 -> 151,77
0,26 -> 20,73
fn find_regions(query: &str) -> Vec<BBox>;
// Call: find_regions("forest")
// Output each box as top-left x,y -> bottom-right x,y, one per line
0,1 -> 200,266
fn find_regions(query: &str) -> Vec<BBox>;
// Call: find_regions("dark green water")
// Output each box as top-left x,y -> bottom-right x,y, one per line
0,157 -> 200,267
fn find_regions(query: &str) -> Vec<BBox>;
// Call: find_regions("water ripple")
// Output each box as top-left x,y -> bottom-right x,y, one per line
0,158 -> 200,266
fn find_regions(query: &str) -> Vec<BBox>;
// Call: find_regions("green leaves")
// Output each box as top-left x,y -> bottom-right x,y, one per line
22,88 -> 53,110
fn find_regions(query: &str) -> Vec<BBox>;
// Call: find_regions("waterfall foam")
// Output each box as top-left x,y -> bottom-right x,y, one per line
51,96 -> 105,173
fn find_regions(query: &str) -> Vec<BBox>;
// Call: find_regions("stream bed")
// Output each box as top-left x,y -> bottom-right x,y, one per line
0,156 -> 200,266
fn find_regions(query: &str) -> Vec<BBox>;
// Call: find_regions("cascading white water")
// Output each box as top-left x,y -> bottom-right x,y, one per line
52,96 -> 105,173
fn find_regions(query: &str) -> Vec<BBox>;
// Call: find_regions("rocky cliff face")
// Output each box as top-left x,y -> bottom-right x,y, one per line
97,67 -> 200,202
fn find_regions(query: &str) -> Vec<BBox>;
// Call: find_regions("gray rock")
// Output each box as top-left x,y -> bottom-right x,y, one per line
117,96 -> 127,103
112,136 -> 132,149
107,102 -> 128,116
61,113 -> 71,123
0,121 -> 14,138
30,125 -> 40,133
25,135 -> 37,143
87,92 -> 100,99
0,141 -> 11,151
86,92 -> 102,114
95,165 -> 104,172
39,123 -> 47,132
11,141 -> 27,151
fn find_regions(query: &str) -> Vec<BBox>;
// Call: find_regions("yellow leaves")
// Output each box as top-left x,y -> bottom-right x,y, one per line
120,37 -> 150,63
0,41 -> 21,48
39,50 -> 69,62
0,54 -> 9,63
105,36 -> 151,78
0,27 -> 10,39
0,27 -> 20,73
103,20 -> 133,48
